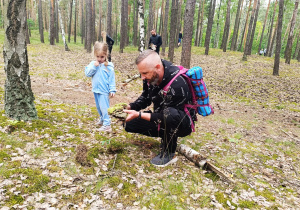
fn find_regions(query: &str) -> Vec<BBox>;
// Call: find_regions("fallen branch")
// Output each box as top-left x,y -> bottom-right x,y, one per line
177,144 -> 235,183
122,74 -> 140,84
280,129 -> 300,143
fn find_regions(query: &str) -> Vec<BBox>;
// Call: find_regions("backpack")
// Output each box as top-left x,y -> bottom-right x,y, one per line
162,66 -> 214,131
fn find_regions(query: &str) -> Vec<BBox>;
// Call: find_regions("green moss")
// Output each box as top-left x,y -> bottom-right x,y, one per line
238,200 -> 258,208
68,127 -> 89,136
29,147 -> 43,158
255,189 -> 276,201
0,150 -> 11,162
107,103 -> 127,114
108,176 -> 122,187
107,139 -> 125,154
5,194 -> 24,206
205,172 -> 220,182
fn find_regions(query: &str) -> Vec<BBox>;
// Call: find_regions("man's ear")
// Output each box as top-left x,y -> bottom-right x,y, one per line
154,64 -> 160,72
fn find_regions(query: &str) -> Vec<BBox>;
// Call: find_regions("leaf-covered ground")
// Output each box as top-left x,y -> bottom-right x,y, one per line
0,36 -> 300,209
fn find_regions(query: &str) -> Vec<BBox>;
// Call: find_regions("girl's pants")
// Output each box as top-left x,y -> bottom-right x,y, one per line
94,93 -> 110,126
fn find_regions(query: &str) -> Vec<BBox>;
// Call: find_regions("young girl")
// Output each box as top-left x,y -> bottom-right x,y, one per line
85,41 -> 116,132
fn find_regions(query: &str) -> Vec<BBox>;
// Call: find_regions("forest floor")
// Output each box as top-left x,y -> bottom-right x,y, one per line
0,37 -> 300,209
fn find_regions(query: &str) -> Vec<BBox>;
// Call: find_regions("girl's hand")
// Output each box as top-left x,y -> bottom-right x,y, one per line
124,110 -> 139,122
110,92 -> 115,97
94,61 -> 100,66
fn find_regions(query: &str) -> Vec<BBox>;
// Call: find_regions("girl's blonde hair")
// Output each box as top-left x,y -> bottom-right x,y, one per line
93,41 -> 109,66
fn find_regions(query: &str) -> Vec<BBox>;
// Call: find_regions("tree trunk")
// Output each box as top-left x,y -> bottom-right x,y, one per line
126,2 -> 130,46
221,0 -> 230,52
120,0 -> 125,52
293,32 -> 300,59
138,0 -> 145,52
258,0 -> 270,54
248,0 -> 260,55
231,0 -> 243,51
266,0 -> 278,57
50,0 -> 55,45
57,0 -> 70,51
194,0 -> 201,46
285,0 -> 299,64
273,0 -> 283,76
180,0 -> 196,68
98,0 -> 102,41
74,0 -> 77,43
161,0 -> 170,56
214,0 -> 222,49
168,0 -> 179,62
242,0 -> 257,60
133,0 -> 138,46
198,0 -> 205,47
55,0 -> 59,43
204,0 -> 216,55
158,0 -> 164,36
124,0 -> 128,47
147,0 -> 154,46
238,0 -> 252,51
3,0 -> 38,121
68,0 -> 73,43
107,0 -> 112,36
269,17 -> 278,57
38,0 -> 44,43
86,0 -> 92,52
81,0 -> 84,44
92,0 -> 95,44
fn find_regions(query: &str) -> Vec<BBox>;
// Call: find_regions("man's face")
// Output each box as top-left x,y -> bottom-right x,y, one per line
139,65 -> 159,85
151,30 -> 156,36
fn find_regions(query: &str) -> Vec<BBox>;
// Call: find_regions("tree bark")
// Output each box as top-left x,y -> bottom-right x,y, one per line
147,0 -> 154,45
161,0 -> 170,56
55,0 -> 59,43
57,0 -> 70,51
50,0 -> 55,45
194,0 -> 201,46
273,0 -> 284,76
74,0 -> 77,43
81,0 -> 84,44
248,0 -> 260,55
231,0 -> 243,51
120,0 -> 125,52
98,0 -> 102,41
269,17 -> 278,57
138,0 -> 145,52
285,0 -> 299,64
133,0 -> 139,46
221,0 -> 230,52
204,0 -> 216,55
68,0 -> 73,43
86,0 -> 92,52
3,0 -> 37,121
107,0 -> 112,36
214,0 -> 222,49
38,0 -> 44,43
266,0 -> 278,57
238,0 -> 252,52
168,0 -> 179,62
180,0 -> 196,68
258,0 -> 270,54
293,32 -> 300,59
198,0 -> 205,47
158,0 -> 164,36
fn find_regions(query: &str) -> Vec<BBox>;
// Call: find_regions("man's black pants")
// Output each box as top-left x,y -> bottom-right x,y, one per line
125,108 -> 192,153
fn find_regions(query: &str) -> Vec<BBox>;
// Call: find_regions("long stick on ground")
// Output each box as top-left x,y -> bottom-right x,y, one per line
177,144 -> 235,183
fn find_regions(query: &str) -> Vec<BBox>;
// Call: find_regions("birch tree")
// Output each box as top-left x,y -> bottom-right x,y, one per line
57,0 -> 70,51
181,0 -> 196,68
3,0 -> 37,121
138,0 -> 145,52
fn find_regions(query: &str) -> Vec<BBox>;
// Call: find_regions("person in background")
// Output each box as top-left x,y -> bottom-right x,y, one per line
178,31 -> 183,47
259,49 -> 264,55
148,29 -> 162,54
85,41 -> 116,132
264,48 -> 267,56
101,31 -> 114,62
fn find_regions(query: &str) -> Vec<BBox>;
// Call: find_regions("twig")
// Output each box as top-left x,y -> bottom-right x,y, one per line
112,154 -> 118,170
122,74 -> 140,83
280,129 -> 300,142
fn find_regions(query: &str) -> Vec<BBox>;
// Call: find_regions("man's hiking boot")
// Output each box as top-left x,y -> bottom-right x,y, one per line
99,125 -> 112,133
150,152 -> 177,167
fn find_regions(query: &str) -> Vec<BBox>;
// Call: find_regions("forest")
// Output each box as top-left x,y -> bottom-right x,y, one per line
0,0 -> 300,209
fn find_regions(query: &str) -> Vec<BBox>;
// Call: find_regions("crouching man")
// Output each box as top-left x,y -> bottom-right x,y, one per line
124,50 -> 196,167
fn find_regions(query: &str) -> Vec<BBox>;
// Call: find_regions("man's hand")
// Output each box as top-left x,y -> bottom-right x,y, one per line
94,61 -> 100,66
126,105 -> 131,110
124,109 -> 138,122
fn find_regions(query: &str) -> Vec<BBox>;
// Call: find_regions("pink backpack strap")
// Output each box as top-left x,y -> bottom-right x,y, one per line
162,66 -> 188,96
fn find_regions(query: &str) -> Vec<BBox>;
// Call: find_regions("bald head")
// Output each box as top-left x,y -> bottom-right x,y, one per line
136,50 -> 164,85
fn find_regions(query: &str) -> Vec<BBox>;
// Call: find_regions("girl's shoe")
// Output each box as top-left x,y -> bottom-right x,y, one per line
96,120 -> 103,126
99,125 -> 112,133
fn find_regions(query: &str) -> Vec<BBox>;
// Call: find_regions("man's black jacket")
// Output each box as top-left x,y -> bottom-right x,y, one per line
148,34 -> 162,49
106,35 -> 114,47
129,60 -> 196,124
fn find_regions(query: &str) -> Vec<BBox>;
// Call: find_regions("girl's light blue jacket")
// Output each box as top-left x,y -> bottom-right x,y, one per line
85,61 -> 116,95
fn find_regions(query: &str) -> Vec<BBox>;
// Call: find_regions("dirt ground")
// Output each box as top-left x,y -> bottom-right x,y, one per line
1,43 -> 300,209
